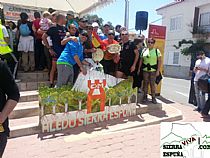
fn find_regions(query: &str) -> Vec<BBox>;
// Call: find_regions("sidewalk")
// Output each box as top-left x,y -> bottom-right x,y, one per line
3,101 -> 209,158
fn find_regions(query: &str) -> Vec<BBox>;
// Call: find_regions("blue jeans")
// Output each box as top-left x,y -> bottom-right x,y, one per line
194,82 -> 206,110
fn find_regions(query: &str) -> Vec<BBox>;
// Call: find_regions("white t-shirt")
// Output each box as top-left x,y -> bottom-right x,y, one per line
2,25 -> 9,38
194,57 -> 210,81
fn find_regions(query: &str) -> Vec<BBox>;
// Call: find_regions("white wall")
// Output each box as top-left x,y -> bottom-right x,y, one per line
157,0 -> 197,67
158,0 -> 210,68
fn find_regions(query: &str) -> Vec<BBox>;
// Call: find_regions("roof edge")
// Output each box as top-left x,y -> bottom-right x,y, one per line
156,1 -> 184,11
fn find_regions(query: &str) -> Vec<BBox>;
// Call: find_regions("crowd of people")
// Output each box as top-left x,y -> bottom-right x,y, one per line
0,8 -> 165,157
1,7 -> 210,158
0,8 -> 163,104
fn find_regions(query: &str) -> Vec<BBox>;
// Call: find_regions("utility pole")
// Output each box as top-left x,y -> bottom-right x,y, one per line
124,0 -> 129,30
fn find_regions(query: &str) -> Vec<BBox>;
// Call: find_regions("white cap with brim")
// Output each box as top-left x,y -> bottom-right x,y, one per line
92,22 -> 99,27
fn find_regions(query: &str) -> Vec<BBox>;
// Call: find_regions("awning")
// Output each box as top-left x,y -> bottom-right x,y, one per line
0,0 -> 115,15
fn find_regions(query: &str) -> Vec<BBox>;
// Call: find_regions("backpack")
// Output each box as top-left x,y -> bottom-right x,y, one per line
198,74 -> 210,93
19,23 -> 31,36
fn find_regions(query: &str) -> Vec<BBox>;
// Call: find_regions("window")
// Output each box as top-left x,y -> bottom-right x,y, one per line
173,52 -> 180,65
200,12 -> 210,26
170,16 -> 182,31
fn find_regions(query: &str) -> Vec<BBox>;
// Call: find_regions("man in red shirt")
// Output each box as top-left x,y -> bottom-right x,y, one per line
32,11 -> 46,70
101,30 -> 119,75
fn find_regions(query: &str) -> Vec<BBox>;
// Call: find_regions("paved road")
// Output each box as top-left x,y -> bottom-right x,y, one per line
161,77 -> 192,106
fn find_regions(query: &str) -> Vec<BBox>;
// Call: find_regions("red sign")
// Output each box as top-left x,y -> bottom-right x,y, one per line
148,24 -> 166,39
87,79 -> 106,114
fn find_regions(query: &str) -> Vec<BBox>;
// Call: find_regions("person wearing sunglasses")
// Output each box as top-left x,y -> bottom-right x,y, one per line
100,30 -> 119,75
83,24 -> 96,59
116,30 -> 139,79
78,18 -> 88,34
137,38 -> 162,104
56,31 -> 91,87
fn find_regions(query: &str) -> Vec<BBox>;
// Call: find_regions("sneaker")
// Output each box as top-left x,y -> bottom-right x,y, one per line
49,84 -> 54,88
15,79 -> 21,83
142,96 -> 148,103
193,107 -> 201,112
201,113 -> 210,118
138,88 -> 142,93
152,97 -> 157,104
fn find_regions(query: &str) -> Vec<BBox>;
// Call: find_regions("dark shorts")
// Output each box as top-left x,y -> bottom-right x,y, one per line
0,132 -> 8,157
100,59 -> 116,75
117,61 -> 132,77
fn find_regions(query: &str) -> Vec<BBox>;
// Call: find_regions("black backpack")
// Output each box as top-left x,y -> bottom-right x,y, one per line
198,74 -> 210,93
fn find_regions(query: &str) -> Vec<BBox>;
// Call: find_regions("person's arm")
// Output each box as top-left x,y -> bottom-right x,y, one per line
156,49 -> 162,76
42,33 -> 50,48
61,36 -> 78,46
42,32 -> 56,56
0,62 -> 20,124
130,48 -> 139,72
0,100 -> 18,123
74,55 -> 87,75
32,23 -> 36,33
193,60 -> 199,73
2,26 -> 10,44
70,43 -> 87,75
137,59 -> 143,75
37,28 -> 46,35
82,60 -> 91,66
157,56 -> 162,72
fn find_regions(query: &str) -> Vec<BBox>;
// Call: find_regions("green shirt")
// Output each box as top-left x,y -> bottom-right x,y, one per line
141,48 -> 161,72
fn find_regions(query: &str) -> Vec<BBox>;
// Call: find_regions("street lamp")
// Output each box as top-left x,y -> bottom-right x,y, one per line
124,0 -> 129,30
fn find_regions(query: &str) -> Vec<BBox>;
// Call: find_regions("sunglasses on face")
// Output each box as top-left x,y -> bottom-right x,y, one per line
121,33 -> 128,36
148,41 -> 154,44
108,33 -> 114,36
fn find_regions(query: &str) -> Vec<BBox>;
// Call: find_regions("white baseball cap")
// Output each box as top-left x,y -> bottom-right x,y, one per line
92,22 -> 99,27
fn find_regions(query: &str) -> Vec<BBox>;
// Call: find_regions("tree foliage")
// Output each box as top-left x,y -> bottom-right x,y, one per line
83,14 -> 114,30
174,39 -> 207,56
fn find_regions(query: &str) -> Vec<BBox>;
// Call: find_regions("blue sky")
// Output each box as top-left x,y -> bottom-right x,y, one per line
92,0 -> 172,35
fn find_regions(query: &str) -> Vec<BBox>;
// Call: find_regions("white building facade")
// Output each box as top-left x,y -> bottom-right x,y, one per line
157,0 -> 210,79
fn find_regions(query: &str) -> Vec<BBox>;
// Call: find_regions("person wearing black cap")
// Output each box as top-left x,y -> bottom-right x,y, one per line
48,8 -> 56,14
99,23 -> 110,40
114,25 -> 121,42
56,31 -> 91,87
78,17 -> 88,34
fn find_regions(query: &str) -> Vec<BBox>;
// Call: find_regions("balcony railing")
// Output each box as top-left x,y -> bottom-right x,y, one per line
193,25 -> 210,38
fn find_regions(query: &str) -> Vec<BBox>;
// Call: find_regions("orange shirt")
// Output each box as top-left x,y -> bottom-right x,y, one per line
102,39 -> 118,60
